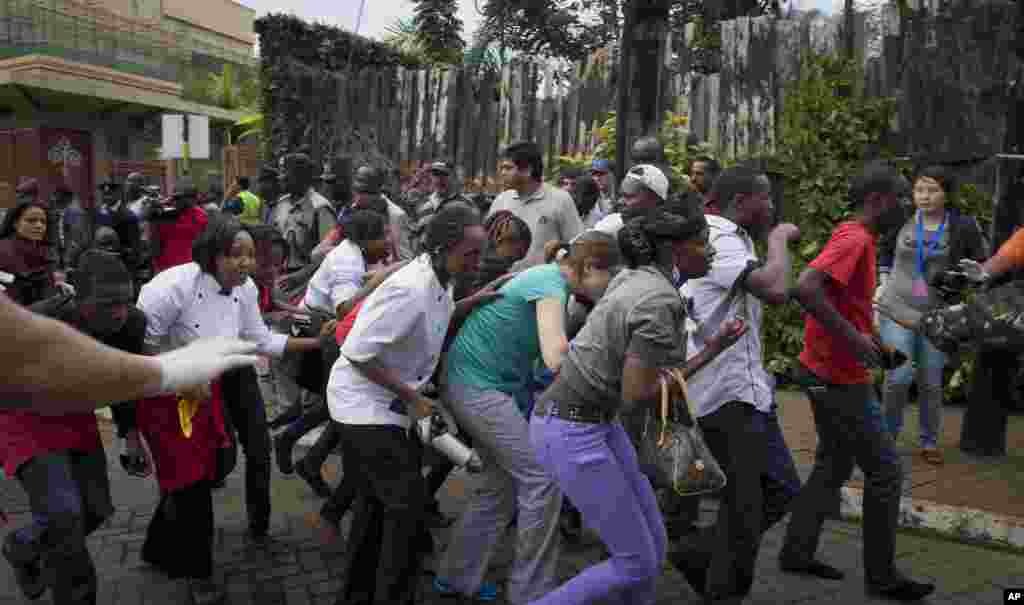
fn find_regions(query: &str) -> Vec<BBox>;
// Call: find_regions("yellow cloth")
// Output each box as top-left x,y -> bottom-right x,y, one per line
178,398 -> 200,438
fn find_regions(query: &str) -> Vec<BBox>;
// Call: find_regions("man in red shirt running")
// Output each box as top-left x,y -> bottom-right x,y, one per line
780,163 -> 935,602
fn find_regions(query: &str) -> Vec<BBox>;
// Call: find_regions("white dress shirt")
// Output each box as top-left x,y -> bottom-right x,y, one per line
680,214 -> 773,418
327,254 -> 454,429
303,239 -> 366,314
137,262 -> 289,357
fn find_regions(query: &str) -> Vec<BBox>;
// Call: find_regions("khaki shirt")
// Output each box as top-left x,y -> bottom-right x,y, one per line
271,188 -> 337,271
488,183 -> 584,263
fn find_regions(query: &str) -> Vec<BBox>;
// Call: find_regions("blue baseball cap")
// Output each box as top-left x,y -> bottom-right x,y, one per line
590,159 -> 611,173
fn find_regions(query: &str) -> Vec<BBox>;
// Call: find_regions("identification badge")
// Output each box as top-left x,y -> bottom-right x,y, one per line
911,277 -> 930,299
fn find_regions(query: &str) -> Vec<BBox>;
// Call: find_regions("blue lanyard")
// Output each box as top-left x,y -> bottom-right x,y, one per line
915,210 -> 947,277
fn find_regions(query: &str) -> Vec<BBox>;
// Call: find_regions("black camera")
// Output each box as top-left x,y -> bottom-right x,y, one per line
930,269 -> 972,301
879,345 -> 908,370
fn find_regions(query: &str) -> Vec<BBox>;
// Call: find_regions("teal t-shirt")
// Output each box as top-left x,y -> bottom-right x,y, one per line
447,263 -> 569,399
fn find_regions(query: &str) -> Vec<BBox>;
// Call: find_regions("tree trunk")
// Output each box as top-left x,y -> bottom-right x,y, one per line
615,0 -> 671,181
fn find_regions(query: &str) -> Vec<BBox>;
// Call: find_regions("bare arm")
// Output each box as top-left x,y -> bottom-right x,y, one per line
793,267 -> 881,367
536,298 -> 569,372
745,225 -> 800,305
0,293 -> 162,412
284,336 -> 321,353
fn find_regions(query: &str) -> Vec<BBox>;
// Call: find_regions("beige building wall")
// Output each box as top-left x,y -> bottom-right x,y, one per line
161,0 -> 256,48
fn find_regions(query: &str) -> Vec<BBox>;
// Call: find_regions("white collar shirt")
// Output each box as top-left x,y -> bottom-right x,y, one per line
680,214 -> 773,417
328,254 -> 454,429
137,262 -> 288,357
303,239 -> 366,314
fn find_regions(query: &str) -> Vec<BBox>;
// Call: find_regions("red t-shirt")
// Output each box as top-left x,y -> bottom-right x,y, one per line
799,221 -> 877,385
336,299 -> 366,345
153,207 -> 208,275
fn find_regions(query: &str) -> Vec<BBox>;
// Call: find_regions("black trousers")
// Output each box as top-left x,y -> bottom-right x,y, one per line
780,374 -> 903,586
694,402 -> 801,601
337,424 -> 427,605
221,366 -> 272,534
960,349 -> 1012,457
142,481 -> 215,580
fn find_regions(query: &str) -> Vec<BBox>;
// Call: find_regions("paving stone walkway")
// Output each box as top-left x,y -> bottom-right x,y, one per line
1,419 -> 1022,605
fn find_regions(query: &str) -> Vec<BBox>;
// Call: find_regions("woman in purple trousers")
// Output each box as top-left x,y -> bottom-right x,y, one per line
528,207 -> 746,605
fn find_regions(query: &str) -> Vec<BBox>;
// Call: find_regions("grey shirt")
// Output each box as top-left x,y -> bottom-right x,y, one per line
559,266 -> 688,414
488,183 -> 584,265
879,217 -> 952,326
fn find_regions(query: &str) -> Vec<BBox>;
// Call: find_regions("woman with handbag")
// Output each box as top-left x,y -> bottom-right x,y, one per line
134,215 -> 321,605
433,232 -> 616,604
528,207 -> 746,605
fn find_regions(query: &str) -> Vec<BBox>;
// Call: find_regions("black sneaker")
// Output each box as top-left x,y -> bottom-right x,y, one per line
2,536 -> 45,600
866,577 -> 935,602
296,458 -> 332,498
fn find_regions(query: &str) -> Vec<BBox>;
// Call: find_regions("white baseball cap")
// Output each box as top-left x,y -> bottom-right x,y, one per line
622,164 -> 669,201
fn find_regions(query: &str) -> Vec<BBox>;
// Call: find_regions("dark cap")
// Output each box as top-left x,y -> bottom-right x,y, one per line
73,249 -> 134,305
352,166 -> 382,194
429,161 -> 452,176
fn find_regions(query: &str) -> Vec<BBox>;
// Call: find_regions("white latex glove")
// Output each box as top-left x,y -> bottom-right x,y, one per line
0,270 -> 13,292
957,259 -> 990,283
155,338 -> 260,395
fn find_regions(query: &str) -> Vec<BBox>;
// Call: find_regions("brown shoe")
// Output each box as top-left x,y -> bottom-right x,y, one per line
920,448 -> 944,465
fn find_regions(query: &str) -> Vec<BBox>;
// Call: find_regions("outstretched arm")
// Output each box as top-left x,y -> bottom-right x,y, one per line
0,293 -> 259,414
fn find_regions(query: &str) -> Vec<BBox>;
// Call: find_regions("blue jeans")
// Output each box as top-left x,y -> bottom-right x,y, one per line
879,316 -> 946,448
529,406 -> 666,605
9,450 -> 113,605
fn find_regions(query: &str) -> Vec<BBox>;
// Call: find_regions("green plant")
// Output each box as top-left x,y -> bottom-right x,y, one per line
762,52 -> 898,375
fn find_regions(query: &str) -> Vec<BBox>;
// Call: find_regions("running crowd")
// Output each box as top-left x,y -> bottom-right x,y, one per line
2,135 -> 1017,605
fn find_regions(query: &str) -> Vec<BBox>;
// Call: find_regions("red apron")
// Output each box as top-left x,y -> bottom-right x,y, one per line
0,410 -> 102,478
135,381 -> 228,493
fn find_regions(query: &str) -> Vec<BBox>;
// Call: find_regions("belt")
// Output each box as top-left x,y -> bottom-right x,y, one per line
536,399 -> 615,424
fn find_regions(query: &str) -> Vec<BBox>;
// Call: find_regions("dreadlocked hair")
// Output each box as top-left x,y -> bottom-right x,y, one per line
484,210 -> 532,250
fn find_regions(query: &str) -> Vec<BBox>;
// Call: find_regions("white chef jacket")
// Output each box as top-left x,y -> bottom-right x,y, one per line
137,262 -> 288,357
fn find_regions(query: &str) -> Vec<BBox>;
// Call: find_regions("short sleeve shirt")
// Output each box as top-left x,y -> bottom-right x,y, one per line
271,188 -> 338,270
447,263 -> 569,394
562,266 -> 687,414
799,221 -> 877,384
681,215 -> 772,417
327,255 -> 454,429
488,184 -> 584,262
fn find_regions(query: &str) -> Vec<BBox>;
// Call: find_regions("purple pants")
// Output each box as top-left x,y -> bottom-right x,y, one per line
528,409 -> 666,605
